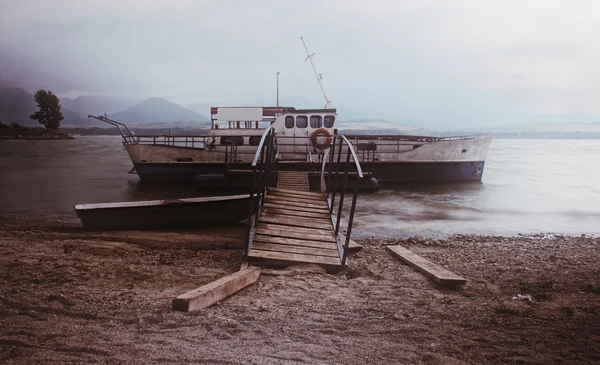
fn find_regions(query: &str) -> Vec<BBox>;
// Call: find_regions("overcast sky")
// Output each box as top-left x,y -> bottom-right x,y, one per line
1,0 -> 599,128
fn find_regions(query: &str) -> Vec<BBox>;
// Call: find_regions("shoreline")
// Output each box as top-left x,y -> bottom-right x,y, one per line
0,136 -> 75,140
0,123 -> 75,140
0,215 -> 598,363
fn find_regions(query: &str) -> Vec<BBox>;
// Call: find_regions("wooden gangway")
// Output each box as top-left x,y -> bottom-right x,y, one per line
248,173 -> 342,269
243,128 -> 363,271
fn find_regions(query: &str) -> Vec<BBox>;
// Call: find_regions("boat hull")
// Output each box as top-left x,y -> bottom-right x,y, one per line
126,136 -> 492,184
133,160 -> 486,183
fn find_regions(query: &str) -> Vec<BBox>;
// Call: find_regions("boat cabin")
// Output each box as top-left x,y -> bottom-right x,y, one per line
210,106 -> 337,159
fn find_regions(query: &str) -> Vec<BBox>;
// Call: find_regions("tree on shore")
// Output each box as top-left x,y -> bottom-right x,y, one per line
30,90 -> 64,130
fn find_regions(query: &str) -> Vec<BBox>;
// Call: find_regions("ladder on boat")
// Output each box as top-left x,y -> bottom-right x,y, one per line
243,128 -> 363,271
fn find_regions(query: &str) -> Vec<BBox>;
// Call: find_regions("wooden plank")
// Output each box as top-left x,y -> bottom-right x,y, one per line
262,207 -> 330,219
340,234 -> 363,253
386,245 -> 467,286
249,249 -> 341,266
260,223 -> 333,236
271,188 -> 324,197
251,242 -> 339,257
261,212 -> 331,225
172,266 -> 261,312
264,197 -> 329,210
277,182 -> 308,186
253,234 -> 338,249
256,227 -> 336,242
260,214 -> 333,230
269,191 -> 324,202
263,202 -> 331,214
266,195 -> 328,207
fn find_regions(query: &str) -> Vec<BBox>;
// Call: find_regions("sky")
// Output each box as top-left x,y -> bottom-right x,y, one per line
1,0 -> 600,128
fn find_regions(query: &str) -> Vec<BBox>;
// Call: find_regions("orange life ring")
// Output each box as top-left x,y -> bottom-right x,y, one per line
310,128 -> 332,149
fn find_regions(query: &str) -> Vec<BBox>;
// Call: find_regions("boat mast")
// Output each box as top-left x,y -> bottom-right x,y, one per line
276,71 -> 280,116
300,36 -> 332,109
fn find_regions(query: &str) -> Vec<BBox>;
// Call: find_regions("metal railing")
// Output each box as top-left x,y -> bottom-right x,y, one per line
324,135 -> 363,266
244,127 -> 278,258
88,115 -> 137,144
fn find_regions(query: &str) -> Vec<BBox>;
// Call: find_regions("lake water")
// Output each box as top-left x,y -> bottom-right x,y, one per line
1,136 -> 599,237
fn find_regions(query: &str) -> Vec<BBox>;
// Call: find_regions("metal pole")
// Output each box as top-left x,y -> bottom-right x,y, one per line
342,182 -> 359,266
335,147 -> 351,236
245,166 -> 257,259
276,72 -> 280,116
331,137 -> 343,214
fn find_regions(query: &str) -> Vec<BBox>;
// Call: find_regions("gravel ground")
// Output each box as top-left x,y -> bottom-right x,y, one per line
0,216 -> 599,364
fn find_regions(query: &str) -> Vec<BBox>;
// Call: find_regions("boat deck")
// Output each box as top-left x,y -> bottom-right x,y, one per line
247,171 -> 343,270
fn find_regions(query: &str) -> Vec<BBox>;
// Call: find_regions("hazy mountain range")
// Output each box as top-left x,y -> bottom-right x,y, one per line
2,87 -> 600,136
0,88 -> 209,127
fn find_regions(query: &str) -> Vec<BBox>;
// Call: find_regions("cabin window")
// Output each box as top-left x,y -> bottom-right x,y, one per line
324,115 -> 335,128
220,136 -> 244,145
249,136 -> 262,146
296,115 -> 308,128
310,115 -> 322,128
285,116 -> 294,128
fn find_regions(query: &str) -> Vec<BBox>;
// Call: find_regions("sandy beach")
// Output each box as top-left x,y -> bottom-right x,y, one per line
0,215 -> 599,364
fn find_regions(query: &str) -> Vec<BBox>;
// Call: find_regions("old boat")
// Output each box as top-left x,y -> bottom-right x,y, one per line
91,107 -> 491,185
90,38 -> 491,186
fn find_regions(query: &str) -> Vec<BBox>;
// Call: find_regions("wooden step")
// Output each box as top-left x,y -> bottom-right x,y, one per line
248,249 -> 341,266
271,188 -> 324,197
266,195 -> 326,206
253,234 -> 338,250
251,242 -> 339,258
260,214 -> 333,230
264,197 -> 329,210
255,227 -> 336,242
259,223 -> 333,236
262,207 -> 331,219
263,203 -> 331,214
269,191 -> 324,202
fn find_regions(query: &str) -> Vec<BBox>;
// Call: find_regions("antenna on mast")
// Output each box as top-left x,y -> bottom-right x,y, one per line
300,36 -> 332,109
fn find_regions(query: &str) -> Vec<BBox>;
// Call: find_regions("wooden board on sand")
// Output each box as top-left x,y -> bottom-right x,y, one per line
172,266 -> 261,312
386,245 -> 466,286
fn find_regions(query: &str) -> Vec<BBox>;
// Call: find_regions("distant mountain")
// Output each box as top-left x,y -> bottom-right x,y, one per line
60,95 -> 141,117
109,97 -> 209,125
336,118 -> 418,131
0,87 -> 82,126
184,101 -> 214,119
527,113 -> 600,124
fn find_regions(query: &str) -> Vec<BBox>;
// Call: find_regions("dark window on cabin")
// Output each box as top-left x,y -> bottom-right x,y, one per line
324,115 -> 335,128
296,115 -> 308,128
249,136 -> 262,146
310,115 -> 322,128
285,116 -> 294,128
220,136 -> 244,145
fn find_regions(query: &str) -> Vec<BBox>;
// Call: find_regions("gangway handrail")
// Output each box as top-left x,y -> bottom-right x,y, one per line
244,126 -> 277,258
324,134 -> 363,265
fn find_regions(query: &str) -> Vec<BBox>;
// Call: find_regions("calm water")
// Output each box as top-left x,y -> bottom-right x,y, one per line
1,136 -> 599,237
